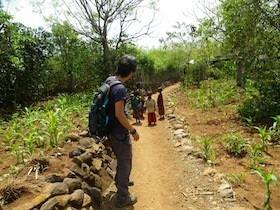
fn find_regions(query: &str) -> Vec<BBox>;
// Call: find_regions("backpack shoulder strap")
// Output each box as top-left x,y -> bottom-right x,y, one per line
109,80 -> 122,87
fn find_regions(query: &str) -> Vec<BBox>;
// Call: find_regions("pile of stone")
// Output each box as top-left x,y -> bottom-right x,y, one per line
14,137 -> 117,210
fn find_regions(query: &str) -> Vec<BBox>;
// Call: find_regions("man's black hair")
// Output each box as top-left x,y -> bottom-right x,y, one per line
116,55 -> 137,77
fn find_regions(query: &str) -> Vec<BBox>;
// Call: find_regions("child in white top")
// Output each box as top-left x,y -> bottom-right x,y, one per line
144,91 -> 157,126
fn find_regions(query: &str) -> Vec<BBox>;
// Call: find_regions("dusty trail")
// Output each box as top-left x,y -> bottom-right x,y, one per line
129,83 -> 185,210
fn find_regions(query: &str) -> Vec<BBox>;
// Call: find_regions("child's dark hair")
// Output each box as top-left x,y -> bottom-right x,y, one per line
116,55 -> 137,77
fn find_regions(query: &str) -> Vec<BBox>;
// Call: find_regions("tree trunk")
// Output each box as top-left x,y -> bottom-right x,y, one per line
236,60 -> 245,88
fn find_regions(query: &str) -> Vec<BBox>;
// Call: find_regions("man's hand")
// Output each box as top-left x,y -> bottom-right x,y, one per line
132,132 -> 140,141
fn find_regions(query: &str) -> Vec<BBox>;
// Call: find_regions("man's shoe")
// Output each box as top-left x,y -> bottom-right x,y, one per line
115,195 -> 137,208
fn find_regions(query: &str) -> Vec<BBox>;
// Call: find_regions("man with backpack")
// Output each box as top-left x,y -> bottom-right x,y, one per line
104,55 -> 140,208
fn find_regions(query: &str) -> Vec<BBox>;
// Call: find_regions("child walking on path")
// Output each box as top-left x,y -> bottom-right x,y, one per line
144,91 -> 157,126
157,87 -> 165,120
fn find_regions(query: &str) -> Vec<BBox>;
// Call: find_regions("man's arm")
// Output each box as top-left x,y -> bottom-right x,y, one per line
115,99 -> 139,141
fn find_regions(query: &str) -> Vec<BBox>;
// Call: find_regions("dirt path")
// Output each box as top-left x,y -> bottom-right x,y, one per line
130,84 -> 184,210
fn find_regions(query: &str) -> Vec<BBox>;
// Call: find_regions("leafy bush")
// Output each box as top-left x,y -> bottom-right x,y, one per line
225,133 -> 247,157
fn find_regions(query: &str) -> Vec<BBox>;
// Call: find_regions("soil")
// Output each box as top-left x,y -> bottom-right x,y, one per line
1,83 -> 280,210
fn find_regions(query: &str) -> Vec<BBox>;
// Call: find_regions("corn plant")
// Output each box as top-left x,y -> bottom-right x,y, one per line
4,133 -> 14,148
21,133 -> 36,155
199,137 -> 215,163
243,116 -> 254,132
227,173 -> 244,187
42,109 -> 64,148
253,167 -> 278,210
10,143 -> 25,164
248,143 -> 265,168
255,126 -> 271,152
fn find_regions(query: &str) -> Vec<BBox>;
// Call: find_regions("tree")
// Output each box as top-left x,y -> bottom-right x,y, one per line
36,0 -> 157,75
220,0 -> 280,121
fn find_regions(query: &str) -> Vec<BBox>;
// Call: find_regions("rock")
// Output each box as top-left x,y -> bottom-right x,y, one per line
63,178 -> 82,193
79,138 -> 94,149
31,194 -> 52,208
70,189 -> 84,208
173,123 -> 184,130
218,182 -> 231,192
81,163 -> 91,178
181,138 -> 193,145
102,154 -> 112,163
45,174 -> 64,183
56,194 -> 71,208
44,182 -> 69,196
103,182 -> 117,200
66,133 -> 81,142
92,158 -> 103,171
174,142 -> 182,148
80,152 -> 93,165
72,156 -> 83,166
69,148 -> 82,158
105,167 -> 115,178
79,130 -> 90,137
219,188 -> 234,198
82,193 -> 92,207
168,114 -> 176,119
40,197 -> 59,210
174,129 -> 185,135
70,164 -> 84,177
177,145 -> 195,154
82,182 -> 103,205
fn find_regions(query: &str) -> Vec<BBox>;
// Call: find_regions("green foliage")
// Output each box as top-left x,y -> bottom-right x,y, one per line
253,167 -> 278,210
184,79 -> 242,111
0,11 -> 53,111
198,137 -> 215,163
1,93 -> 89,166
224,133 -> 246,157
167,93 -> 176,107
220,0 -> 280,123
254,126 -> 271,152
247,143 -> 265,168
227,173 -> 244,187
270,115 -> 280,142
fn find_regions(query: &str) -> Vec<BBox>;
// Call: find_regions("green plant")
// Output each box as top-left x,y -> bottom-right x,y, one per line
255,125 -> 271,152
247,143 -> 265,168
199,137 -> 215,163
243,116 -> 254,132
21,133 -> 36,155
227,173 -> 244,187
42,109 -> 64,148
270,115 -> 280,142
9,165 -> 20,175
10,143 -> 26,164
253,167 -> 278,210
167,93 -> 176,107
225,133 -> 246,157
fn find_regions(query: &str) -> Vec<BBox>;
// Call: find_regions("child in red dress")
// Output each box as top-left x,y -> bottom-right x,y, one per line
144,91 -> 157,126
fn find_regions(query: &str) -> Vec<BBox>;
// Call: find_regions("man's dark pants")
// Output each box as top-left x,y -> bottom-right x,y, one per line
108,133 -> 132,202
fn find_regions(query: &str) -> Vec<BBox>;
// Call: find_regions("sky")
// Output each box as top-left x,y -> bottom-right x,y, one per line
2,0 -> 216,48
